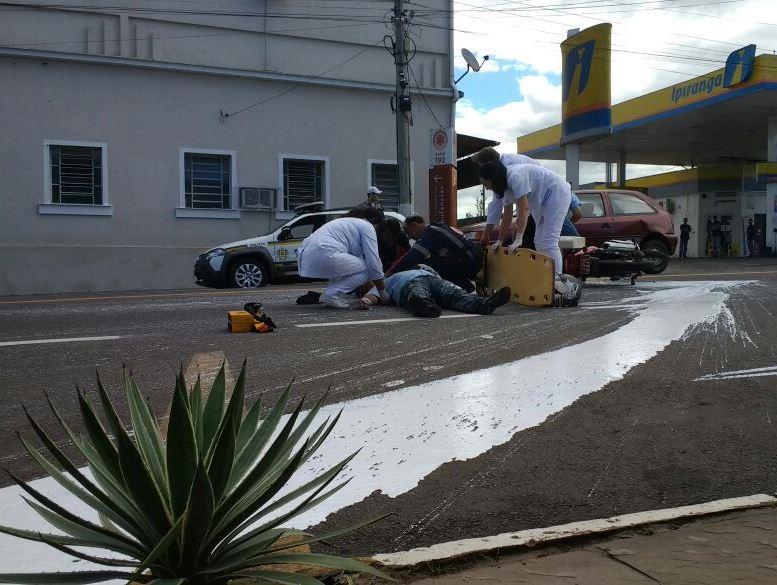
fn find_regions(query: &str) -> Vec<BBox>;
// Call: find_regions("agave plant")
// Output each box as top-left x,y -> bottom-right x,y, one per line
0,361 -> 389,584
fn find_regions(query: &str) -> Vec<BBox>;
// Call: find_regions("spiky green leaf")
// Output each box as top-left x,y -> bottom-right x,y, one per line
133,515 -> 185,578
114,420 -> 171,538
166,379 -> 198,519
206,413 -> 236,505
74,391 -> 122,482
16,433 -> 143,542
179,462 -> 215,572
201,362 -> 226,451
190,375 -> 204,451
229,383 -> 293,491
236,393 -> 262,453
124,369 -> 169,504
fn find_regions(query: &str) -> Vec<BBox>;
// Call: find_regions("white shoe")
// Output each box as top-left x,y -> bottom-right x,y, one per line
321,293 -> 350,309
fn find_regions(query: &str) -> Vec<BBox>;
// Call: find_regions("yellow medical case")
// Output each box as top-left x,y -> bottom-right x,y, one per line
484,248 -> 555,307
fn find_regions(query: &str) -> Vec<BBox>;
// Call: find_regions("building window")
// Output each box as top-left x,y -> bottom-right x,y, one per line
184,152 -> 232,209
370,162 -> 399,212
282,158 -> 324,211
49,144 -> 103,205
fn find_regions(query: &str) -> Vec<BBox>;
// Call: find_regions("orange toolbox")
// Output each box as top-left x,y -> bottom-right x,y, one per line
228,310 -> 255,333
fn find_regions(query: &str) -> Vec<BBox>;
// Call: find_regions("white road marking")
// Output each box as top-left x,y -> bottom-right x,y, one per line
695,364 -> 777,381
295,314 -> 480,328
0,335 -> 121,347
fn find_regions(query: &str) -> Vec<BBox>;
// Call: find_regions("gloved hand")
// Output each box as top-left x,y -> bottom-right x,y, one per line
507,234 -> 523,253
489,240 -> 503,252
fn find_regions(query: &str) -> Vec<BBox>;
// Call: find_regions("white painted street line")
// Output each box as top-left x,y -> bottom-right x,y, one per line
695,364 -> 777,381
0,335 -> 122,348
373,494 -> 777,566
295,313 -> 480,328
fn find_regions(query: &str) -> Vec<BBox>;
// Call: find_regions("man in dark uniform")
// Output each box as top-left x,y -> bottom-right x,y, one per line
679,218 -> 691,258
388,215 -> 482,292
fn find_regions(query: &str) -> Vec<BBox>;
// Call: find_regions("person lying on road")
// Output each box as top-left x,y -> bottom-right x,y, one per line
359,265 -> 511,318
298,206 -> 388,309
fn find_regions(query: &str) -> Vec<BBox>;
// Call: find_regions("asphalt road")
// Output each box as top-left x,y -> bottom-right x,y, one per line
1,257 -> 776,557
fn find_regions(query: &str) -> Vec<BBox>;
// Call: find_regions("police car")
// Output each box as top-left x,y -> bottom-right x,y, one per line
194,202 -> 405,288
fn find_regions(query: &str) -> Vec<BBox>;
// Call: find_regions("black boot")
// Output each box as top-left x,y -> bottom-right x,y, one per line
479,287 -> 511,314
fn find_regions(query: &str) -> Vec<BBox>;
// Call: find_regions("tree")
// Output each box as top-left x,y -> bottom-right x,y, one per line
475,186 -> 486,217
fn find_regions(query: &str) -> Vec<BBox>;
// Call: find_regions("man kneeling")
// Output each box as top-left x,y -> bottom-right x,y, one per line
360,266 -> 511,318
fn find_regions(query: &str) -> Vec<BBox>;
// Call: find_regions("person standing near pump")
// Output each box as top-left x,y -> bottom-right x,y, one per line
478,161 -> 572,275
746,218 -> 759,257
297,207 -> 388,309
679,218 -> 692,259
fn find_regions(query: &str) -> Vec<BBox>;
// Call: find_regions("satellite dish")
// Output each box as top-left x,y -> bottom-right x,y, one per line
461,48 -> 481,72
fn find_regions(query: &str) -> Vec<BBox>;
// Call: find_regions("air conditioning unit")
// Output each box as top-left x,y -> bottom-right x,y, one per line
240,187 -> 275,210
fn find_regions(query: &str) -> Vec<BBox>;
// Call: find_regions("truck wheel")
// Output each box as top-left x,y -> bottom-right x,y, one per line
228,259 -> 269,288
640,241 -> 669,274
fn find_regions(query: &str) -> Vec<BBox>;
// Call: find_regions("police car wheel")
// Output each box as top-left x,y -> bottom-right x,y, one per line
228,259 -> 268,288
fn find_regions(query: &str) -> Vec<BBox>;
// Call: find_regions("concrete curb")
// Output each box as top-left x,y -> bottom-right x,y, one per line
372,494 -> 777,567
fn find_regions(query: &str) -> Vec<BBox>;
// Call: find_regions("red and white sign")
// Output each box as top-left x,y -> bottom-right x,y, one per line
430,127 -> 454,166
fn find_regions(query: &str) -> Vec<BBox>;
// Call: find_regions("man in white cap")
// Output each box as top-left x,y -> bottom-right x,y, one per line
364,186 -> 382,209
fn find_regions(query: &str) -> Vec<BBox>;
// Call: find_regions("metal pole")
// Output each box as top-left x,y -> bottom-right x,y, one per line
394,0 -> 412,215
564,28 -> 581,190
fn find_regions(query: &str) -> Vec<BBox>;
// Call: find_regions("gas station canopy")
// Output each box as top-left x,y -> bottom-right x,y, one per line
518,55 -> 777,167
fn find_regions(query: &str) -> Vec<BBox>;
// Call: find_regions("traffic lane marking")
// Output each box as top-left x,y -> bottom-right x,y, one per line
295,314 -> 481,328
0,335 -> 122,347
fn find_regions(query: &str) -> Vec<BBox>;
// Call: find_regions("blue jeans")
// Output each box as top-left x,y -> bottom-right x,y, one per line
399,275 -> 483,313
679,238 -> 688,258
560,218 -> 579,236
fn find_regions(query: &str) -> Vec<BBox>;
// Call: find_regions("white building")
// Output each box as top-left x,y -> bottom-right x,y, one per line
0,0 -> 455,294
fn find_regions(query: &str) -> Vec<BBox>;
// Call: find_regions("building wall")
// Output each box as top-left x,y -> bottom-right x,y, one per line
0,1 -> 454,295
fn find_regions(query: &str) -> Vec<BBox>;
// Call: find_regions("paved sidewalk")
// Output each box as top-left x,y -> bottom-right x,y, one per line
410,506 -> 777,584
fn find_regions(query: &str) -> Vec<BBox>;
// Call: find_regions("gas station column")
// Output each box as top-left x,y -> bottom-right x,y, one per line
768,115 -> 777,252
617,151 -> 627,187
566,143 -> 580,189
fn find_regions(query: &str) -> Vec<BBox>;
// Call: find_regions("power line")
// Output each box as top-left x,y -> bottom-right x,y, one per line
408,62 -> 444,127
220,41 -> 381,119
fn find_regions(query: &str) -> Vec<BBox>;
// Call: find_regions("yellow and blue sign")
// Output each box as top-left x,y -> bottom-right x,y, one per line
724,44 -> 756,87
756,163 -> 777,184
561,23 -> 612,144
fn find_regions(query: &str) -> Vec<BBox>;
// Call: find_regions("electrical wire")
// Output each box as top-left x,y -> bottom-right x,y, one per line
408,62 -> 445,127
220,40 -> 382,120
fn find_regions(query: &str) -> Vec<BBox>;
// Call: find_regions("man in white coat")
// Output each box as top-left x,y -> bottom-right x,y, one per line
298,207 -> 388,309
478,161 -> 572,275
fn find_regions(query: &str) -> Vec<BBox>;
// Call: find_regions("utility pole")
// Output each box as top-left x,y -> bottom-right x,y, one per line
393,0 -> 412,216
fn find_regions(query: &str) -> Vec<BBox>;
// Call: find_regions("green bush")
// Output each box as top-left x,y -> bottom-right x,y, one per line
0,361 -> 389,584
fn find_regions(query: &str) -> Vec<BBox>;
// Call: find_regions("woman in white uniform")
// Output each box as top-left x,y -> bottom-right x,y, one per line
473,148 -> 543,247
478,161 -> 572,275
298,207 -> 388,308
